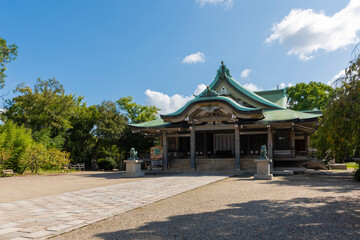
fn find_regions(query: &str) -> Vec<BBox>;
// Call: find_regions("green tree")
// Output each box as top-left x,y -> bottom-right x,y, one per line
0,121 -> 34,172
287,82 -> 336,111
93,101 -> 127,161
3,78 -> 81,147
0,148 -> 12,171
117,96 -> 159,158
19,143 -> 49,174
117,96 -> 159,124
0,37 -> 18,88
312,55 -> 360,162
63,103 -> 98,165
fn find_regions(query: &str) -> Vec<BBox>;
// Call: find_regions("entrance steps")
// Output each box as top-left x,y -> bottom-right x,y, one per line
169,158 -> 236,171
196,158 -> 235,171
169,158 -> 191,170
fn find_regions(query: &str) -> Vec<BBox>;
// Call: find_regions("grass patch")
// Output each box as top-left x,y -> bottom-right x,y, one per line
345,162 -> 359,169
36,168 -> 77,175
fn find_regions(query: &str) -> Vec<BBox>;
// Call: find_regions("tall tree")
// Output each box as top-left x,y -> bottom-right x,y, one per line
117,96 -> 159,124
0,37 -> 17,88
312,55 -> 360,162
287,82 -> 336,111
63,103 -> 99,164
117,96 -> 159,157
93,101 -> 127,160
3,78 -> 80,144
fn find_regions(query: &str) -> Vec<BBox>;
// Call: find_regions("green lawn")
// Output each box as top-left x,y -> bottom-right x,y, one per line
1,168 -> 77,177
345,162 -> 359,169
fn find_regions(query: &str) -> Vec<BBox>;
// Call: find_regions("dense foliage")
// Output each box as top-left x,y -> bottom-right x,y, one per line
0,37 -> 17,88
312,55 -> 360,163
0,121 -> 70,174
287,82 -> 336,111
354,167 -> 360,182
97,158 -> 117,170
1,79 -> 159,172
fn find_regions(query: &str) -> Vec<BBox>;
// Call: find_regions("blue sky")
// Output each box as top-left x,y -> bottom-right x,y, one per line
1,0 -> 359,113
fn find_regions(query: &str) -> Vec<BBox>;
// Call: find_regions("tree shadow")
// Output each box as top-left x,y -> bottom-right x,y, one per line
95,196 -> 360,240
259,174 -> 360,194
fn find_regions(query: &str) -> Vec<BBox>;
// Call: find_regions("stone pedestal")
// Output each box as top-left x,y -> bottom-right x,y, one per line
254,159 -> 273,180
123,160 -> 144,177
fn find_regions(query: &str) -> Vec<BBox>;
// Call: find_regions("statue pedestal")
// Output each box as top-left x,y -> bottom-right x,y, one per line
254,158 -> 273,180
123,160 -> 144,177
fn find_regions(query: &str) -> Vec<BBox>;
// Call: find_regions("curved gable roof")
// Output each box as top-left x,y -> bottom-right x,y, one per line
209,64 -> 285,109
160,95 -> 263,121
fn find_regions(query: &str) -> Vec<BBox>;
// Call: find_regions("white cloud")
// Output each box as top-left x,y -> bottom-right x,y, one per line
278,83 -> 294,89
244,83 -> 261,92
145,84 -> 207,114
266,0 -> 360,60
196,0 -> 234,10
328,69 -> 346,86
240,69 -> 253,78
194,83 -> 207,95
182,52 -> 205,64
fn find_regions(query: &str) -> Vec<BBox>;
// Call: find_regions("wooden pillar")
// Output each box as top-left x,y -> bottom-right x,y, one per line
267,125 -> 273,169
306,134 -> 311,154
203,133 -> 208,157
163,131 -> 168,170
160,134 -> 163,146
213,134 -> 216,155
235,125 -> 240,170
291,126 -> 295,157
190,126 -> 196,170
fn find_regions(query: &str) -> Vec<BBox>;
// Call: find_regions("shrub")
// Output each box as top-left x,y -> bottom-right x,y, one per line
97,158 -> 117,170
354,164 -> 360,182
20,144 -> 71,174
0,121 -> 34,172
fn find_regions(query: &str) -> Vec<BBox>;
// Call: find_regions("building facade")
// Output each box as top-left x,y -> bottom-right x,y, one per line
130,63 -> 321,171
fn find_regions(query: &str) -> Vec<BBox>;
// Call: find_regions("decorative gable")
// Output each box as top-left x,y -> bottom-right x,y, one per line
209,62 -> 284,110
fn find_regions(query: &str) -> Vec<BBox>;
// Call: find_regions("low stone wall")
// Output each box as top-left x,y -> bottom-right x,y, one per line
240,158 -> 257,170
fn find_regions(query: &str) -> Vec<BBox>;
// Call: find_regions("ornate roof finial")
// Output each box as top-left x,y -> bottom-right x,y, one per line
221,61 -> 224,65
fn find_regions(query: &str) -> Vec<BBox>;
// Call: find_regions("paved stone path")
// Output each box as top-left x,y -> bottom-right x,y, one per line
0,174 -> 229,240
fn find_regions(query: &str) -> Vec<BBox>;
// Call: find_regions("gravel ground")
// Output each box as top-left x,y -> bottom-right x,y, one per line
0,171 -> 158,203
53,173 -> 360,240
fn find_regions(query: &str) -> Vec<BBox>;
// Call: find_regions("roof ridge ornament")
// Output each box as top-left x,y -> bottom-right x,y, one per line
217,61 -> 232,80
199,86 -> 219,98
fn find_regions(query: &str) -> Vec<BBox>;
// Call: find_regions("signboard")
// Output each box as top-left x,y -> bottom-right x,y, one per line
150,146 -> 163,160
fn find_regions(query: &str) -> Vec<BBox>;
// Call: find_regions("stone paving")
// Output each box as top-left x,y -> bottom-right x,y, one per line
0,174 -> 229,240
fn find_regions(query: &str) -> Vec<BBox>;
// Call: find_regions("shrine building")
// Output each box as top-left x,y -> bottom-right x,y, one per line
129,63 -> 321,171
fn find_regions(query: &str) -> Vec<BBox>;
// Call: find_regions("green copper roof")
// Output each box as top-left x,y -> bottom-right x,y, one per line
129,118 -> 169,128
161,95 -> 262,118
209,64 -> 285,109
259,109 -> 321,123
129,109 -> 321,129
255,89 -> 288,108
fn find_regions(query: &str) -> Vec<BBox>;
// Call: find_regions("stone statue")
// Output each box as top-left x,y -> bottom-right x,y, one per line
254,144 -> 273,180
260,145 -> 268,159
129,148 -> 138,160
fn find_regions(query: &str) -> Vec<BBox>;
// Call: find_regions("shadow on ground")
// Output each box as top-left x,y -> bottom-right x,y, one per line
261,174 -> 360,194
95,196 -> 360,240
